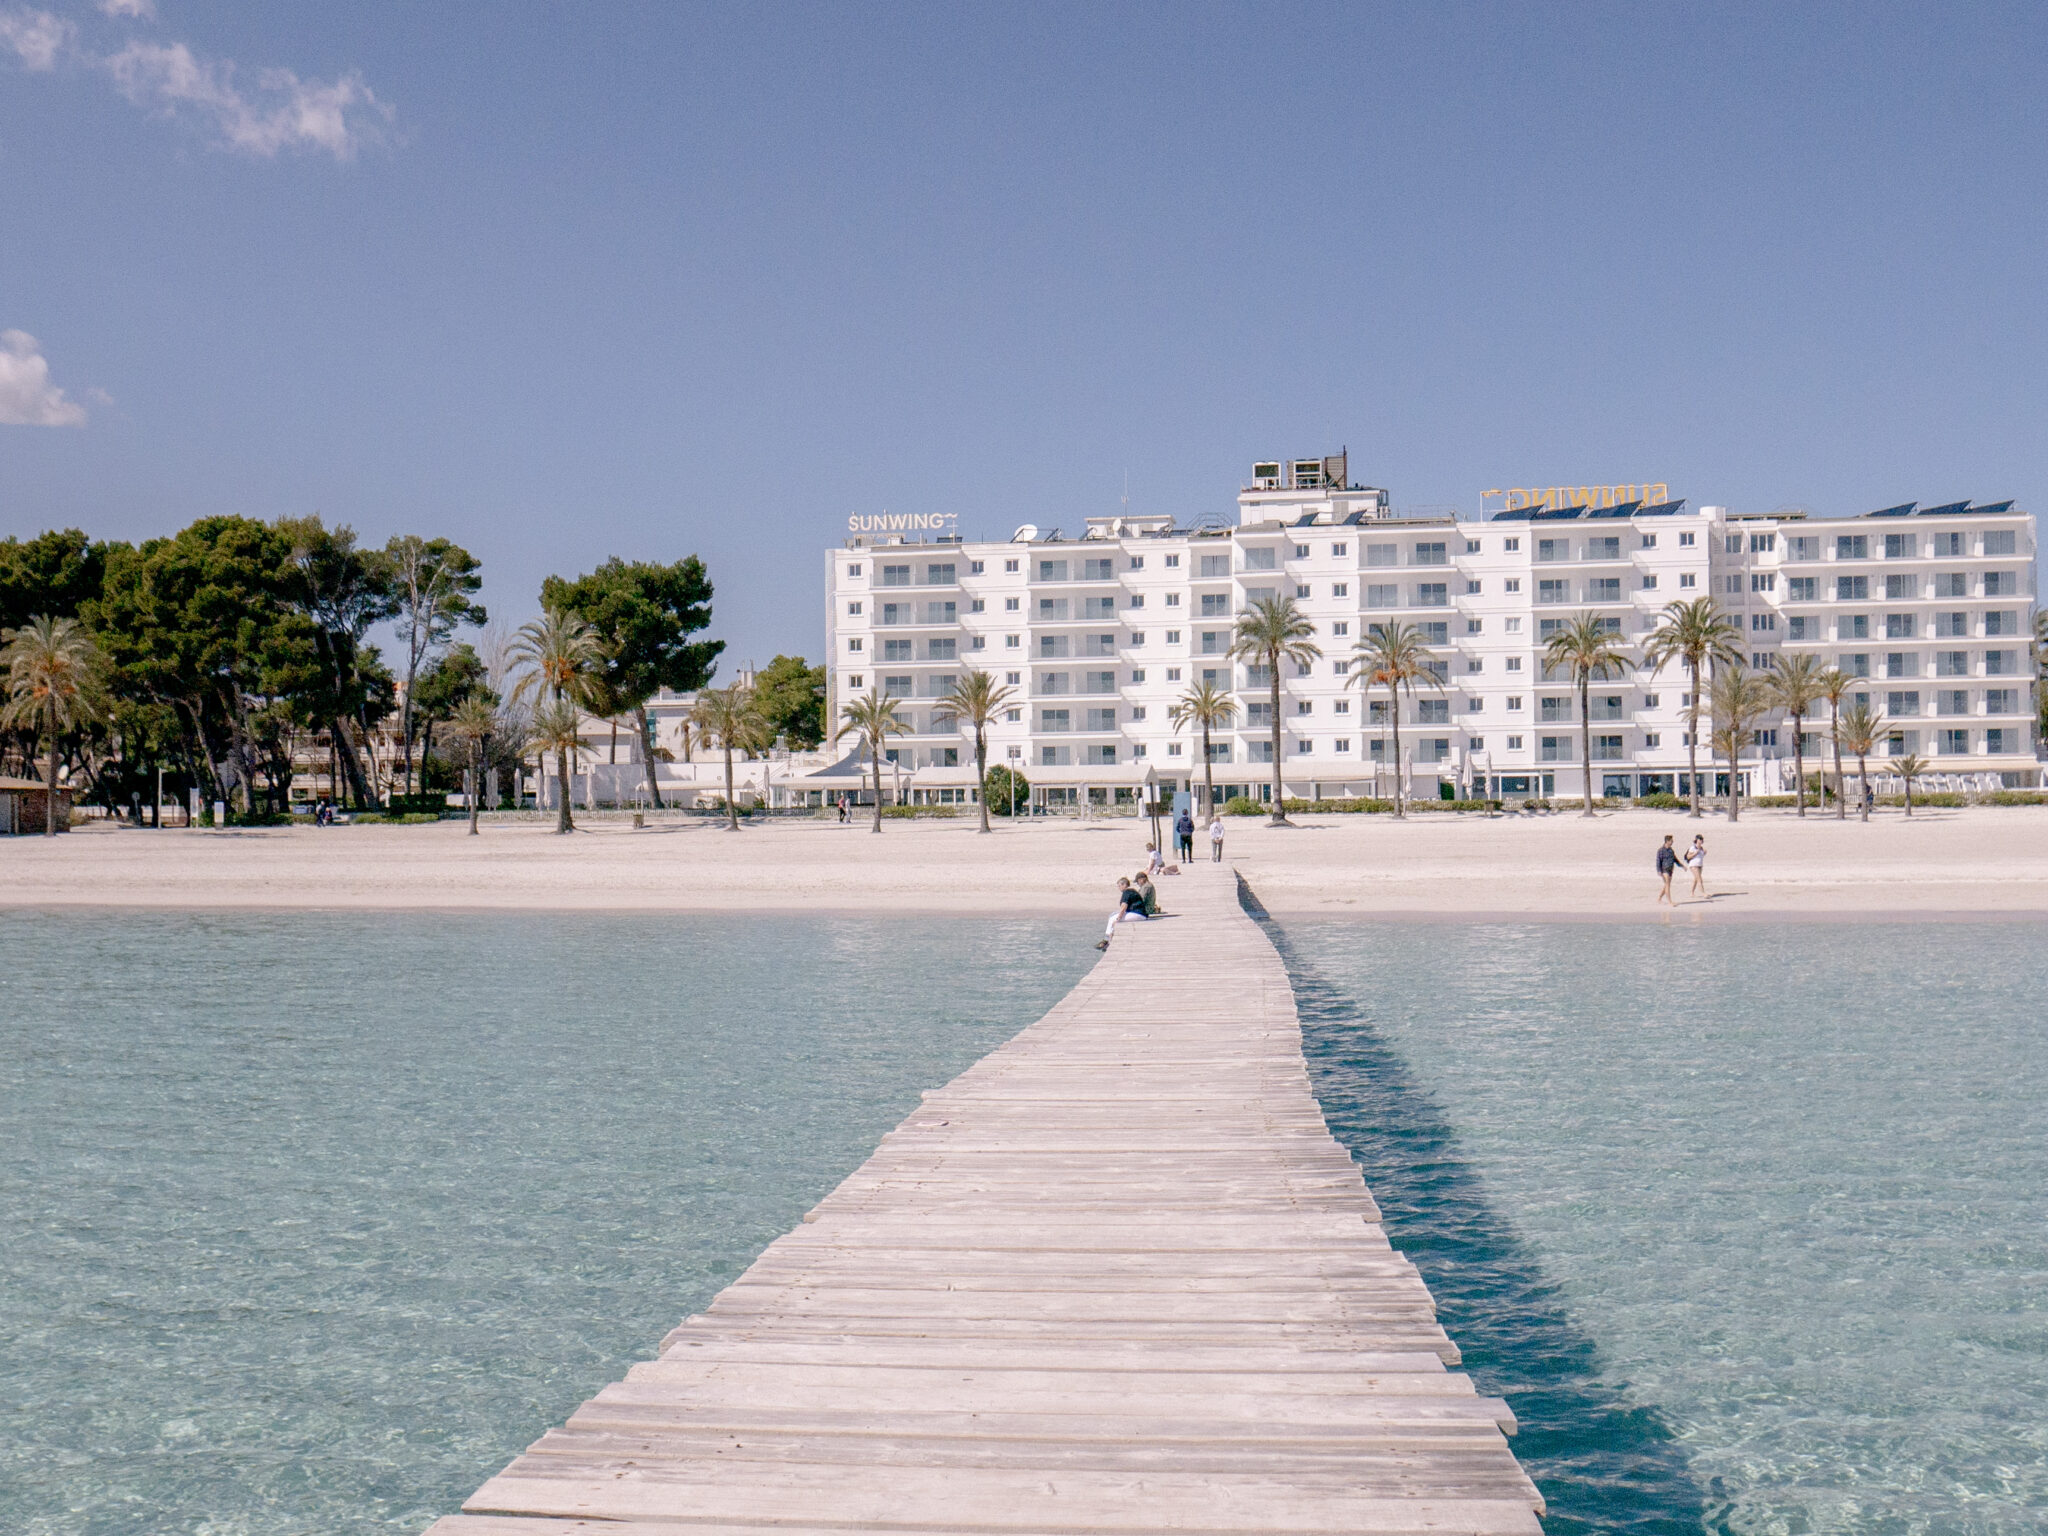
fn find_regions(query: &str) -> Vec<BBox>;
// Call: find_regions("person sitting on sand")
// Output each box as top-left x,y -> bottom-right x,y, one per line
1097,877 -> 1149,948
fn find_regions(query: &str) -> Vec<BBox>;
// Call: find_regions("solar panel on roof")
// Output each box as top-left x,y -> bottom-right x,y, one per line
1588,502 -> 1639,518
1491,508 -> 1534,521
1915,501 -> 1971,517
1967,500 -> 2014,515
1634,500 -> 1686,517
1866,503 -> 1916,518
1532,505 -> 1589,520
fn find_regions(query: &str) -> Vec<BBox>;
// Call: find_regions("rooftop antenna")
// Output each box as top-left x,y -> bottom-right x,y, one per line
1122,469 -> 1130,516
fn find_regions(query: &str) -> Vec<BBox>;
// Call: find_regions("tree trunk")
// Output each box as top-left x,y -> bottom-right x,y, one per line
1686,660 -> 1703,815
419,718 -> 437,798
1201,725 -> 1215,823
556,747 -> 574,833
1904,776 -> 1915,816
723,744 -> 738,831
1857,754 -> 1870,821
43,699 -> 59,836
974,727 -> 990,833
1390,692 -> 1405,818
1831,703 -> 1846,820
636,705 -> 664,809
869,739 -> 883,832
332,718 -> 375,809
1268,658 -> 1286,824
468,742 -> 481,835
1579,672 -> 1595,815
1726,744 -> 1739,822
1792,712 -> 1807,816
609,718 -> 618,763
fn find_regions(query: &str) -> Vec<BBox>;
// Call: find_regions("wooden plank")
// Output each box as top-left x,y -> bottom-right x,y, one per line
425,864 -> 1539,1535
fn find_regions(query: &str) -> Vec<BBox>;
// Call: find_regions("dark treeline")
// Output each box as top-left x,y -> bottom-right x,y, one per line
1,516 -> 731,823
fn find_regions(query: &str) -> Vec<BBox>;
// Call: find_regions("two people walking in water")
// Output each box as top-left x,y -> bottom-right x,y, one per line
1656,833 -> 1707,904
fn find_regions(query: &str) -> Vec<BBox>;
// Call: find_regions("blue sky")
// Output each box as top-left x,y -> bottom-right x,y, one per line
3,2 -> 2044,666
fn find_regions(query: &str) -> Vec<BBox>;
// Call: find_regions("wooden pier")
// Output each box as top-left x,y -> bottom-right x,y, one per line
427,864 -> 1543,1535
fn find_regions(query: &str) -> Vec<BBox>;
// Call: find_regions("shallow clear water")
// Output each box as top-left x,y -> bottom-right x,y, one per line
1278,918 -> 2048,1536
0,911 -> 1094,1536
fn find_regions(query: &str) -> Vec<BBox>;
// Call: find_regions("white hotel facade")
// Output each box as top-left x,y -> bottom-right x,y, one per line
823,459 -> 2039,808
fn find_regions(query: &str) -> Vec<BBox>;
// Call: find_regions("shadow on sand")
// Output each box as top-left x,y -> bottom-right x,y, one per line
1239,877 -> 1716,1536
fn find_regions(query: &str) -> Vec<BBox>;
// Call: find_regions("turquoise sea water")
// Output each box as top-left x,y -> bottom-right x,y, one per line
1278,918 -> 2048,1536
5,910 -> 2043,1535
0,911 -> 1094,1536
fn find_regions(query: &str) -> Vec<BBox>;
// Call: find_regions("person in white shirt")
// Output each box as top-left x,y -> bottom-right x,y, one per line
1209,817 -> 1226,862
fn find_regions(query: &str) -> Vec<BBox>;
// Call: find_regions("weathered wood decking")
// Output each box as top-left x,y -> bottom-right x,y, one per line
427,863 -> 1543,1535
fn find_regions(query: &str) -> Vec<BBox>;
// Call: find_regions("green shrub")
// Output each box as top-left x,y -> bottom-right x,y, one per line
1222,796 -> 1264,816
1750,795 -> 1797,808
1989,790 -> 2048,806
1280,797 -> 1396,814
1635,792 -> 1685,809
386,792 -> 449,817
1895,791 -> 1965,807
881,804 -> 958,818
1411,798 -> 1496,813
982,764 -> 1030,814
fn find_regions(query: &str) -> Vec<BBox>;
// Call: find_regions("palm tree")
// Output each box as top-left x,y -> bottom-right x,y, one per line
1644,597 -> 1742,817
526,700 -> 586,831
691,682 -> 769,831
447,694 -> 497,836
1835,700 -> 1886,822
1351,622 -> 1442,818
939,669 -> 1015,834
508,608 -> 603,833
1541,612 -> 1634,815
1894,752 -> 1928,817
1168,681 -> 1237,824
1818,668 -> 1857,820
1708,665 -> 1770,822
1767,654 -> 1830,817
835,687 -> 910,833
1228,595 -> 1323,824
1,616 -> 110,836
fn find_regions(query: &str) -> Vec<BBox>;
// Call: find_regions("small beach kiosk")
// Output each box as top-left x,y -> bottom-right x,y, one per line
0,775 -> 72,834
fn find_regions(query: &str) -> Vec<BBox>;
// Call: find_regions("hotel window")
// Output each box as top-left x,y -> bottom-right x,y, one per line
1641,574 -> 1658,590
847,601 -> 863,615
1293,739 -> 1314,754
1167,742 -> 1183,756
1640,533 -> 1658,549
1788,536 -> 1818,560
1004,708 -> 1021,723
1540,697 -> 1573,723
1507,734 -> 1524,748
1332,659 -> 1349,674
1939,728 -> 1970,754
1504,578 -> 1522,594
1333,542 -> 1349,556
1505,617 -> 1522,633
1722,575 -> 1742,594
1296,585 -> 1311,599
1201,594 -> 1231,617
1242,547 -> 1277,571
1294,544 -> 1311,559
1334,699 -> 1350,714
1466,579 -> 1483,595
1885,574 -> 1915,600
1984,649 -> 2015,675
1885,613 -> 1915,639
846,674 -> 863,689
1933,532 -> 1964,557
1165,630 -> 1181,644
1366,583 -> 1399,608
1837,535 -> 1869,560
847,637 -> 863,651
1536,538 -> 1567,562
1039,746 -> 1071,766
1166,667 -> 1181,681
1888,691 -> 1922,716
1084,708 -> 1118,731
926,564 -> 956,584
1413,542 -> 1448,566
1884,653 -> 1918,678
1165,554 -> 1180,567
1540,736 -> 1572,762
1038,559 -> 1069,581
1199,553 -> 1231,578
1463,539 -> 1481,554
1751,573 -> 1775,592
1038,598 -> 1068,619
1644,732 -> 1661,747
881,564 -> 911,586
970,599 -> 985,613
1842,654 -> 1870,677
1787,576 -> 1817,601
1333,737 -> 1352,752
1839,615 -> 1869,640
1165,592 -> 1181,606
1537,579 -> 1569,603
1004,558 -> 1020,572
1005,596 -> 1020,611
847,564 -> 863,577
1420,621 -> 1449,644
1881,532 -> 1914,560
1130,703 -> 1148,719
884,639 -> 913,660
1751,652 -> 1773,669
1083,558 -> 1114,580
1750,532 -> 1776,553
1005,635 -> 1021,648
1593,735 -> 1624,760
1934,651 -> 1968,677
1504,537 -> 1521,552
1083,596 -> 1115,618
1751,613 -> 1776,632
1332,621 -> 1349,637
1986,688 -> 2019,714
1039,673 -> 1069,694
1589,536 -> 1621,560
1985,610 -> 2018,637
1725,535 -> 1743,554
883,675 -> 913,693
1591,578 -> 1622,601
1128,555 -> 1144,569
1937,690 -> 1968,716
1984,530 -> 2017,556
1985,571 -> 2018,596
1464,696 -> 1483,712
1332,582 -> 1349,597
1678,573 -> 1696,588
969,560 -> 985,574
1126,593 -> 1144,608
1678,531 -> 1696,547
1367,543 -> 1398,567
1466,657 -> 1484,673
1987,728 -> 2013,754
1037,636 -> 1068,658
1466,619 -> 1484,635
1506,657 -> 1523,672
969,636 -> 986,650
926,638 -> 957,660
1127,632 -> 1145,646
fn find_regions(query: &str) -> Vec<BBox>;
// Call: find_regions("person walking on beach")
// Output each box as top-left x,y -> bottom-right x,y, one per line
1656,834 -> 1678,905
1685,835 -> 1707,898
1209,816 -> 1226,862
1174,807 -> 1195,863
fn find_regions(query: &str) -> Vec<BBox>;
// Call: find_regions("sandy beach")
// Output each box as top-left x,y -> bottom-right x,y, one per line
6,805 -> 2047,919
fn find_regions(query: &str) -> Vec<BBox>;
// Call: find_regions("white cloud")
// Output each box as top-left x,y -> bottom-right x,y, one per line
0,331 -> 88,427
103,38 -> 389,159
0,7 -> 72,69
98,0 -> 154,17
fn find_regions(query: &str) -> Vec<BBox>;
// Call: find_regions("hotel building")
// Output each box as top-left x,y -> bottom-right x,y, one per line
823,459 -> 2039,808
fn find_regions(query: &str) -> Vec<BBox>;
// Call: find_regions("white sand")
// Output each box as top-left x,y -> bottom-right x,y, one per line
6,805 -> 2048,919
